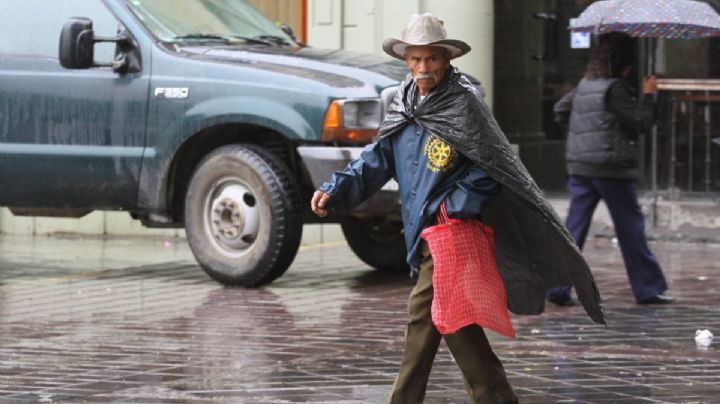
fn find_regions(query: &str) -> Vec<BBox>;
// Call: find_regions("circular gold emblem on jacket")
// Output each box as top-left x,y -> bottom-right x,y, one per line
424,135 -> 456,172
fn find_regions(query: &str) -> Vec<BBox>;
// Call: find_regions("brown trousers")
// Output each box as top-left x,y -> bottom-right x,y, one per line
387,243 -> 518,404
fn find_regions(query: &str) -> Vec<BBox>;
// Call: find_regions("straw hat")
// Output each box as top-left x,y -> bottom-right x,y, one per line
382,13 -> 471,60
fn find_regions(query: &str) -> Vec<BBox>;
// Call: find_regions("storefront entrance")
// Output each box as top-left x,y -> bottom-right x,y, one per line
493,0 -> 720,195
493,0 -> 594,193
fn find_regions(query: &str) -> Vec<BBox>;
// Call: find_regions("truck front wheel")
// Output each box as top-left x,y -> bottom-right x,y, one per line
341,217 -> 407,272
184,145 -> 302,286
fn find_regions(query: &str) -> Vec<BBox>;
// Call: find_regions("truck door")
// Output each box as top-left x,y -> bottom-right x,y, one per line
0,0 -> 149,209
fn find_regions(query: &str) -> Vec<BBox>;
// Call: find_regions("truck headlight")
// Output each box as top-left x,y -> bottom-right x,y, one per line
322,99 -> 382,144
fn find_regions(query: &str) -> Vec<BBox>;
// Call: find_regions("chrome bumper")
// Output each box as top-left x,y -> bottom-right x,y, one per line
297,146 -> 400,216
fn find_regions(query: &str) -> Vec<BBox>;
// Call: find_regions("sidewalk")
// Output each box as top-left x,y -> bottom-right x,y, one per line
2,193 -> 718,245
0,234 -> 719,402
547,196 -> 720,244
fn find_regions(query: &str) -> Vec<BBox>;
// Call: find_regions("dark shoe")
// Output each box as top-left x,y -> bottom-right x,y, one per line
638,293 -> 675,305
548,295 -> 576,307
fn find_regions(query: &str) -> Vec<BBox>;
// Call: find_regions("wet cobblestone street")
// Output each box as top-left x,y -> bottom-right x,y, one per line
1,234 -> 719,403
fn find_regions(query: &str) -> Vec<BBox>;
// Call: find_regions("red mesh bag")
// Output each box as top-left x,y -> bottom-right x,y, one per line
420,203 -> 515,337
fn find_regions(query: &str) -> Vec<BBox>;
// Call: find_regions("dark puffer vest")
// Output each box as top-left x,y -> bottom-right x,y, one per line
566,78 -> 639,180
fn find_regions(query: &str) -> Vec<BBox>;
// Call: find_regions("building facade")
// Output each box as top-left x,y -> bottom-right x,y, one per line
308,0 -> 720,194
3,0 -> 718,236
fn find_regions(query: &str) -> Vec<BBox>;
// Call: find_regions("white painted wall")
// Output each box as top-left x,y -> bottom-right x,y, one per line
0,208 -> 343,245
307,0 -> 342,48
308,0 -> 495,105
0,209 -> 181,237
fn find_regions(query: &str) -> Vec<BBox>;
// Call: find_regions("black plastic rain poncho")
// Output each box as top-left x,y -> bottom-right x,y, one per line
377,67 -> 605,325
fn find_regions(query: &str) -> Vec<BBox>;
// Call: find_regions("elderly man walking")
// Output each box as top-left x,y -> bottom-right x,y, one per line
312,13 -> 605,404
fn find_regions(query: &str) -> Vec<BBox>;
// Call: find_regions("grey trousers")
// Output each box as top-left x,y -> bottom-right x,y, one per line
387,243 -> 518,404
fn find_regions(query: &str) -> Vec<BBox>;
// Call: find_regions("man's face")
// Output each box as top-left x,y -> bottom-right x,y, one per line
404,46 -> 450,96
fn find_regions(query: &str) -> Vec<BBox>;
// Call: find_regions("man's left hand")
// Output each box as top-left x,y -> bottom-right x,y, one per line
311,191 -> 331,217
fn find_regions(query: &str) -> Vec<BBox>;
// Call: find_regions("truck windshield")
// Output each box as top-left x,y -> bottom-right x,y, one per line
123,0 -> 297,46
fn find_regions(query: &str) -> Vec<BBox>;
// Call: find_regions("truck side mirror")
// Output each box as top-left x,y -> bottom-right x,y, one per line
59,18 -> 141,74
59,17 -> 95,69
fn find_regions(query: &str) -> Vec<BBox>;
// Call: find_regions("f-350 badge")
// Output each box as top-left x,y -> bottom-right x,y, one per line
154,87 -> 189,99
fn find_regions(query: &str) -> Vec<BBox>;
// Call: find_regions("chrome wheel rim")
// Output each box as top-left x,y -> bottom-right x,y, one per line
203,176 -> 261,258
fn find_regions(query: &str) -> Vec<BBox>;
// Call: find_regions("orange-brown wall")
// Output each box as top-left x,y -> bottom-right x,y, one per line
249,0 -> 305,42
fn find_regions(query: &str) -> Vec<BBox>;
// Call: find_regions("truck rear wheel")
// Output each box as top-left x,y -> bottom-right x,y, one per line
341,217 -> 407,272
184,145 -> 302,286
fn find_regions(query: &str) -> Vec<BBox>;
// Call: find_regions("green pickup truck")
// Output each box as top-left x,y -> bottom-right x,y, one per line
0,0 -> 408,286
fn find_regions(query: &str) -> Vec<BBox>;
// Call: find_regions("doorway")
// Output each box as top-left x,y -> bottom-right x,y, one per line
493,0 -> 594,193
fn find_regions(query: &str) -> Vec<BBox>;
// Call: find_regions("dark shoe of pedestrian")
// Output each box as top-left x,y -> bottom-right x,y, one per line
638,293 -> 675,305
548,295 -> 576,307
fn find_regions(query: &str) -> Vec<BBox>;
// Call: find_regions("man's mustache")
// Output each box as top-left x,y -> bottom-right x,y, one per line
414,73 -> 438,82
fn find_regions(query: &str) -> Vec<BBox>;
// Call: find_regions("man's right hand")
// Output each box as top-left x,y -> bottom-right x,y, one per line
311,191 -> 331,217
643,75 -> 658,95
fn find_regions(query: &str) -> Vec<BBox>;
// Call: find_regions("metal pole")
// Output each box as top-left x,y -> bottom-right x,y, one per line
705,90 -> 712,192
650,38 -> 656,76
651,94 -> 658,227
670,96 -> 677,193
649,38 -> 658,226
688,92 -> 694,192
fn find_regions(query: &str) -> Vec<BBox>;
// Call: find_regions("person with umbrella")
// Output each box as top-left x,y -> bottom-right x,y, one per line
570,0 -> 720,216
548,33 -> 675,306
550,0 -> 720,306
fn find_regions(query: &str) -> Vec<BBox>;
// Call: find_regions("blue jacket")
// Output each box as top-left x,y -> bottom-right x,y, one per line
318,120 -> 497,273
